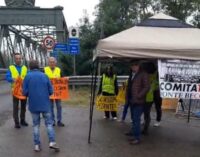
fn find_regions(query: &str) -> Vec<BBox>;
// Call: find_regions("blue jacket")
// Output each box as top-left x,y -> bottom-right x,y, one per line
23,69 -> 53,113
6,65 -> 22,83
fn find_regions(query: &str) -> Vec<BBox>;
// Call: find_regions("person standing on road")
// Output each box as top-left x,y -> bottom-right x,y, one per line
44,57 -> 65,127
98,65 -> 118,120
129,61 -> 150,145
6,53 -> 28,128
23,60 -> 59,152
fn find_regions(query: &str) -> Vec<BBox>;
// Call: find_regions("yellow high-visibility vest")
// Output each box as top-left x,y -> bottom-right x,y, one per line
9,65 -> 27,79
44,66 -> 61,79
102,74 -> 116,94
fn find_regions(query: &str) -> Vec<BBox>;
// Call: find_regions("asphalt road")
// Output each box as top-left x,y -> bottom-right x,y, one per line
0,81 -> 200,157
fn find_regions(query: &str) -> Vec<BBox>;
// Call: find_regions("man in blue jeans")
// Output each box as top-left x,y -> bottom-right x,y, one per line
129,61 -> 150,145
44,57 -> 64,127
23,60 -> 59,152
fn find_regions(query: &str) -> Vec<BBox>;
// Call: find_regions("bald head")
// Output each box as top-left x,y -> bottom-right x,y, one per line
48,57 -> 57,69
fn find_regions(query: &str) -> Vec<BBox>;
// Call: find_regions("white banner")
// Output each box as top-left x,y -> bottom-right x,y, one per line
158,60 -> 200,99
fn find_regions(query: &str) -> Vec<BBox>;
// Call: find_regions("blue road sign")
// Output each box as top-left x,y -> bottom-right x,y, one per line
69,45 -> 80,54
69,38 -> 80,54
54,43 -> 68,54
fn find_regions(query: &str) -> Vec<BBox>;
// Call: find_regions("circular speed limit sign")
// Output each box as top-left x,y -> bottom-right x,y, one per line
43,36 -> 55,50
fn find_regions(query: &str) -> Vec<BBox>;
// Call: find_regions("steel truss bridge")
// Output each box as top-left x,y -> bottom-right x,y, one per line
0,5 -> 68,68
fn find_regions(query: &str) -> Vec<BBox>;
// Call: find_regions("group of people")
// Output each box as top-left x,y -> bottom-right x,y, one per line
98,61 -> 162,145
6,53 -> 65,152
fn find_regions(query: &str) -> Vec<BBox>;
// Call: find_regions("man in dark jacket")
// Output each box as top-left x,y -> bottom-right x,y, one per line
23,60 -> 59,152
129,61 -> 150,145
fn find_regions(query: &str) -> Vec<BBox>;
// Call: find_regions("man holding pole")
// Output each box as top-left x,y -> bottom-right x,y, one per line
6,53 -> 28,128
44,57 -> 65,127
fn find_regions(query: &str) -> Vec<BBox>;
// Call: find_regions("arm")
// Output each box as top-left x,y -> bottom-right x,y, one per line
137,73 -> 150,98
22,76 -> 29,96
98,76 -> 103,95
47,77 -> 53,95
5,70 -> 14,83
114,76 -> 119,95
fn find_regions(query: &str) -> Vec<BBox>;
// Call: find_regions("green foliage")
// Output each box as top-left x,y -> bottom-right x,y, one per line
59,53 -> 73,76
60,0 -> 200,75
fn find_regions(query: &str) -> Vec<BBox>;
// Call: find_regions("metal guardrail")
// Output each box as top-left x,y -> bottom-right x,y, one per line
0,68 -> 128,85
68,75 -> 129,86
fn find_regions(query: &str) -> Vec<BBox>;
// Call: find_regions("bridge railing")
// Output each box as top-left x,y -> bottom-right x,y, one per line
0,69 -> 128,85
0,68 -> 6,81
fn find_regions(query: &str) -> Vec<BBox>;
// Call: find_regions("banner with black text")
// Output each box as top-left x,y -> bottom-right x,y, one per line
158,60 -> 200,99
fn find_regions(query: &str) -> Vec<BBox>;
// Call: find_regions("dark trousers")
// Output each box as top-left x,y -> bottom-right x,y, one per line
122,103 -> 133,121
13,96 -> 27,124
154,90 -> 162,122
131,104 -> 144,140
104,111 -> 117,118
143,102 -> 153,132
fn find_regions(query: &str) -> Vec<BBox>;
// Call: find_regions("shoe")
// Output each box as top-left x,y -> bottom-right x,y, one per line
125,132 -> 133,136
15,124 -> 21,129
142,130 -> 149,135
103,116 -> 109,119
154,122 -> 161,127
49,142 -> 60,152
118,119 -> 124,123
34,145 -> 41,152
112,117 -> 117,120
129,139 -> 140,145
128,137 -> 135,141
20,121 -> 29,126
52,121 -> 56,126
57,122 -> 65,127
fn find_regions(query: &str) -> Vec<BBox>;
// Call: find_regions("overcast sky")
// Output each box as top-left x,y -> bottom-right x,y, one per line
0,0 -> 99,27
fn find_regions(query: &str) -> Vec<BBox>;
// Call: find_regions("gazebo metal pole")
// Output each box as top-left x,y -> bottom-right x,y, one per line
88,59 -> 99,143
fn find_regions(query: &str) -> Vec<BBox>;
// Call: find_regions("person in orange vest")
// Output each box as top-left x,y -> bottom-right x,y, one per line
6,53 -> 28,128
44,57 -> 65,127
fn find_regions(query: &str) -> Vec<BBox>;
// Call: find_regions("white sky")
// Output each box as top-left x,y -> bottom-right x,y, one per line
0,0 -> 99,27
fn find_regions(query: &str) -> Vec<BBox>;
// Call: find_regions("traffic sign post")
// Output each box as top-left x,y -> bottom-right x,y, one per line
43,36 -> 55,50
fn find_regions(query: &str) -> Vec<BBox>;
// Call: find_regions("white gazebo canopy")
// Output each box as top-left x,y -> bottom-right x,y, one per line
95,13 -> 200,61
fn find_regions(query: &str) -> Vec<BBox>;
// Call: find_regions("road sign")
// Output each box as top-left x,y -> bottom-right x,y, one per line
69,27 -> 79,38
54,43 -> 68,53
69,45 -> 80,54
69,38 -> 80,54
43,36 -> 55,50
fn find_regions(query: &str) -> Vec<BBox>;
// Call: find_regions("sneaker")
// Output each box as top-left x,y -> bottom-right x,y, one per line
15,123 -> 21,129
142,130 -> 149,135
154,122 -> 161,127
20,121 -> 29,127
103,116 -> 109,119
57,122 -> 65,127
49,142 -> 60,151
118,119 -> 124,123
124,132 -> 133,136
34,145 -> 41,152
129,139 -> 140,145
112,117 -> 117,120
52,122 -> 56,126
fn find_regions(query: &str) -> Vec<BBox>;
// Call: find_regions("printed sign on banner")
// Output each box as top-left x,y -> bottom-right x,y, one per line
13,77 -> 26,100
158,60 -> 200,99
50,77 -> 69,100
96,95 -> 119,111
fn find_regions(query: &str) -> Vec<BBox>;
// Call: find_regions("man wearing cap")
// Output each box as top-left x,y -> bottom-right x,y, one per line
129,61 -> 150,145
